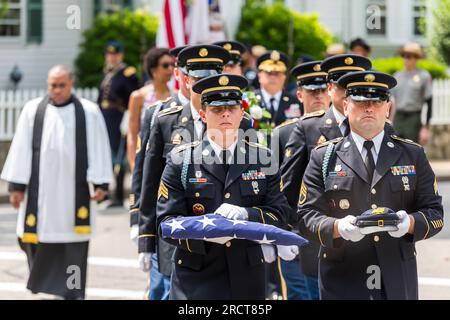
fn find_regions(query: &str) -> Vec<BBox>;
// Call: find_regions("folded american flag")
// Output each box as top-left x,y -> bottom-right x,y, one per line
161,214 -> 308,246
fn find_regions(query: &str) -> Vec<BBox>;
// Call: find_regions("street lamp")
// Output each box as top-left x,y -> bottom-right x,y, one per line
10,65 -> 23,91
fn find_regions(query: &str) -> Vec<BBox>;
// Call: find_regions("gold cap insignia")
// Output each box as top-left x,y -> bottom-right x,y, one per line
365,74 -> 376,82
77,206 -> 89,219
270,50 -> 280,61
193,203 -> 205,215
372,207 -> 385,215
223,43 -> 232,51
344,57 -> 354,65
107,46 -> 116,53
313,64 -> 321,72
199,48 -> 208,57
219,75 -> 229,86
26,214 -> 36,227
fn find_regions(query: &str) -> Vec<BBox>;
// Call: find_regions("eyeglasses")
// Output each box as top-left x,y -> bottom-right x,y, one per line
159,62 -> 175,69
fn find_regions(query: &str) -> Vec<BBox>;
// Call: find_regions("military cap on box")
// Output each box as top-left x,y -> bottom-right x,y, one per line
177,45 -> 230,78
105,40 -> 123,54
291,61 -> 327,90
338,71 -> 397,101
256,50 -> 290,73
213,41 -> 247,65
355,207 -> 400,235
192,74 -> 249,106
320,54 -> 372,83
169,45 -> 188,69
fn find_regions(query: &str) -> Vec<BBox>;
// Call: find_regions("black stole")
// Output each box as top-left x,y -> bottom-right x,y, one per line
22,95 -> 90,244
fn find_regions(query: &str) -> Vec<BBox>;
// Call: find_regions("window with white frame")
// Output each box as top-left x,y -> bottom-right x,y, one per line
413,0 -> 426,36
366,0 -> 386,36
0,0 -> 21,37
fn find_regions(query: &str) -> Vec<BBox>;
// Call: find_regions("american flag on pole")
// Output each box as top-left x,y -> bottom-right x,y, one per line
161,214 -> 309,246
156,0 -> 188,49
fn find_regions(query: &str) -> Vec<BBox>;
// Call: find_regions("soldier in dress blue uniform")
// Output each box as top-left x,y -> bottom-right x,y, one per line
137,45 -> 255,300
297,71 -> 443,300
156,74 -> 290,299
213,40 -> 247,75
98,40 -> 140,206
279,56 -> 372,299
254,50 -> 302,127
129,46 -> 189,230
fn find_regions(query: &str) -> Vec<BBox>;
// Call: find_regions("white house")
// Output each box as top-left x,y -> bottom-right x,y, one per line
0,0 -> 440,89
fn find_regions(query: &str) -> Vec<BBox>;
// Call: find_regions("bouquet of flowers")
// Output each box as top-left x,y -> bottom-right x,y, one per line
242,91 -> 272,144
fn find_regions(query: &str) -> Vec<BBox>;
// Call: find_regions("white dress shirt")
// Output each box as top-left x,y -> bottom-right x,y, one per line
190,104 -> 204,139
261,88 -> 282,113
207,135 -> 238,162
351,130 -> 385,165
331,105 -> 347,135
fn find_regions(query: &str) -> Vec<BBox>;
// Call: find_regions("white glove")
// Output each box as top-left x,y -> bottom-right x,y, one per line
338,215 -> 365,242
277,245 -> 299,261
130,224 -> 139,246
214,203 -> 248,220
261,245 -> 276,263
138,253 -> 152,272
388,210 -> 410,238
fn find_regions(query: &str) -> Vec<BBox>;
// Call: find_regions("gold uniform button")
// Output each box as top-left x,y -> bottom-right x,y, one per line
226,241 -> 231,247
323,253 -> 327,259
371,204 -> 377,209
371,189 -> 376,195
177,259 -> 182,265
195,192 -> 200,198
224,193 -> 231,199
374,235 -> 380,242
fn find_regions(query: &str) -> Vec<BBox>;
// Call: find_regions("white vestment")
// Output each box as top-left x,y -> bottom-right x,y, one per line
1,97 -> 113,243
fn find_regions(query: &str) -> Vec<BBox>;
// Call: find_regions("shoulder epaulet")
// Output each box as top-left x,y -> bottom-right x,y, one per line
158,105 -> 183,117
174,140 -> 200,153
123,66 -> 136,77
274,118 -> 298,130
244,140 -> 270,152
391,135 -> 423,148
300,110 -> 326,120
147,96 -> 173,109
314,137 -> 343,150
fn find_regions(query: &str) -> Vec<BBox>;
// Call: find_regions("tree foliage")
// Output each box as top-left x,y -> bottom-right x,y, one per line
74,9 -> 158,88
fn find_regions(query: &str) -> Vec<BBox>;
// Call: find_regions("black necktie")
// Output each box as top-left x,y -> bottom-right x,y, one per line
221,150 -> 232,175
342,118 -> 350,136
269,97 -> 276,117
363,140 -> 375,182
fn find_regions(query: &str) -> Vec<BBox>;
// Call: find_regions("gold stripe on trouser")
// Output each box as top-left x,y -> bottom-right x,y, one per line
277,257 -> 288,300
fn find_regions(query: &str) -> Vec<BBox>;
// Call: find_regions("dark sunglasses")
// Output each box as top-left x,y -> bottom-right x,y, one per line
159,62 -> 175,69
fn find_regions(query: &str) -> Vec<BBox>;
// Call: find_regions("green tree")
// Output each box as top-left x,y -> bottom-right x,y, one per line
430,0 -> 450,65
74,9 -> 158,88
236,0 -> 333,64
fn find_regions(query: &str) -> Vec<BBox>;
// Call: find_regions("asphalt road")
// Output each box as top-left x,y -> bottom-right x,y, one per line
0,182 -> 449,300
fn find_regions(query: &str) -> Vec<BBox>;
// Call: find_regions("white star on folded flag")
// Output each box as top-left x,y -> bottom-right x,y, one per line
196,215 -> 216,229
256,234 -> 276,245
166,218 -> 185,234
161,214 -> 308,247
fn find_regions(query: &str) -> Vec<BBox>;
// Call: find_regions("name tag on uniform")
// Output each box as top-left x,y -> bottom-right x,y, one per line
390,165 -> 416,176
242,170 -> 266,181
